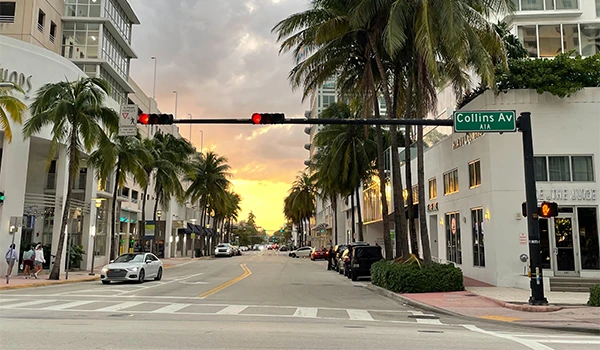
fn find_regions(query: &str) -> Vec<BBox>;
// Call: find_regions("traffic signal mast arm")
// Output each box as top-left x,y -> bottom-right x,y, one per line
172,117 -> 456,126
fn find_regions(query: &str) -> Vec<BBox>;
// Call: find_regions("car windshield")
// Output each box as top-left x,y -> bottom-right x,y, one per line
217,244 -> 229,248
113,254 -> 144,263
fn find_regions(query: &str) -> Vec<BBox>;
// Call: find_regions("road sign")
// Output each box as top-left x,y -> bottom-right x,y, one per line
453,110 -> 516,133
119,104 -> 138,136
191,233 -> 196,240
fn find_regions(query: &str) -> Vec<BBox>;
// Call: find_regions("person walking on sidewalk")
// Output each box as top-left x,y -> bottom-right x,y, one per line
22,245 -> 35,278
33,244 -> 45,279
5,244 -> 18,278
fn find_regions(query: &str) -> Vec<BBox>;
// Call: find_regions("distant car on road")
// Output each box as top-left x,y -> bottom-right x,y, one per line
215,243 -> 234,257
311,247 -> 329,261
279,246 -> 288,252
290,246 -> 312,258
100,252 -> 163,284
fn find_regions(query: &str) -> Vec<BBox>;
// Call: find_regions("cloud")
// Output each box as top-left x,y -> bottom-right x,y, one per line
128,0 -> 310,229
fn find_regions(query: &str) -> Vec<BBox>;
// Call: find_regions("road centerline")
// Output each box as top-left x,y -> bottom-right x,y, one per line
197,264 -> 252,299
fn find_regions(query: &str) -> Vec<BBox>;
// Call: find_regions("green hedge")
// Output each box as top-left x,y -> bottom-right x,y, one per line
588,283 -> 600,307
371,260 -> 464,293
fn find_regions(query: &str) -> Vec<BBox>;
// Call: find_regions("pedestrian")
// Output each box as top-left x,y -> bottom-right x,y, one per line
5,244 -> 18,278
22,245 -> 35,278
33,244 -> 45,279
326,245 -> 334,271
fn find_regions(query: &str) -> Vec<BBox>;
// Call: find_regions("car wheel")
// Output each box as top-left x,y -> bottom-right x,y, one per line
138,269 -> 145,283
351,270 -> 358,281
154,267 -> 163,281
101,280 -> 110,285
291,253 -> 296,258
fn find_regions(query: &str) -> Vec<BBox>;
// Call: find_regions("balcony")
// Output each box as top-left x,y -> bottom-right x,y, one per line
0,15 -> 14,23
49,34 -> 55,43
304,143 -> 311,151
37,23 -> 44,33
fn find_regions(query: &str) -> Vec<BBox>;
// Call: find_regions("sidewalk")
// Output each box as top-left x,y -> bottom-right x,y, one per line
0,256 -> 205,291
366,276 -> 600,334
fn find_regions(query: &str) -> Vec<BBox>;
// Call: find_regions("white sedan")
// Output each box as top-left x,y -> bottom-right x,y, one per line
101,253 -> 163,284
290,246 -> 312,258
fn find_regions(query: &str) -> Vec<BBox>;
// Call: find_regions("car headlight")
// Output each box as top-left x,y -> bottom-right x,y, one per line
127,267 -> 138,272
101,267 -> 108,273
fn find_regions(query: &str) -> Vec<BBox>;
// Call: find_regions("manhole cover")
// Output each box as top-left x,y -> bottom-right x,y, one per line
108,314 -> 133,318
418,330 -> 443,334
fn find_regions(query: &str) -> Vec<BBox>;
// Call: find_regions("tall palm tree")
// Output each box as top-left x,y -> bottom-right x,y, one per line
88,133 -> 151,259
283,171 -> 315,246
222,191 -> 241,243
0,82 -> 27,142
23,77 -> 118,279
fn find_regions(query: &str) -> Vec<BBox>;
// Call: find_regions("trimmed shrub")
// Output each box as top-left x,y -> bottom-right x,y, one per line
588,283 -> 600,307
371,260 -> 464,293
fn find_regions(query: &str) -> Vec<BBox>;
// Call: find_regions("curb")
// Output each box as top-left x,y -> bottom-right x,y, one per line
476,294 -> 563,312
364,283 -> 600,335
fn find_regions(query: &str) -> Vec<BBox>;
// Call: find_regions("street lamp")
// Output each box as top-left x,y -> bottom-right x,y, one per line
173,90 -> 178,120
188,113 -> 193,143
150,56 -> 158,135
156,210 -> 162,256
199,130 -> 204,153
190,218 -> 197,259
89,199 -> 103,275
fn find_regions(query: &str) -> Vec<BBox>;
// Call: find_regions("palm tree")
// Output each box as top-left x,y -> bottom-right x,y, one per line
222,191 -> 241,243
0,82 -> 27,142
23,77 -> 118,279
283,171 -> 315,246
88,133 -> 151,259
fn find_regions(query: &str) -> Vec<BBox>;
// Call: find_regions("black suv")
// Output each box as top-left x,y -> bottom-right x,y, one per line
347,245 -> 383,281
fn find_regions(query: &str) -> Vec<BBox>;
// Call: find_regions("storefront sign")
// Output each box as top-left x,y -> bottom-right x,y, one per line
427,202 -> 439,212
0,64 -> 33,94
537,188 -> 596,201
519,233 -> 527,245
452,132 -> 485,150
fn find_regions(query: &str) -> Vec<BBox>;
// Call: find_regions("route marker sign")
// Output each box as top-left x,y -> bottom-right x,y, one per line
119,104 -> 138,136
453,110 -> 517,133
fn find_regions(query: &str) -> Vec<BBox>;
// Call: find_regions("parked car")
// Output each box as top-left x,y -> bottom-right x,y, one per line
310,247 -> 329,261
337,242 -> 370,276
290,246 -> 312,258
347,245 -> 383,281
100,252 -> 163,284
215,243 -> 234,257
331,244 -> 347,271
279,246 -> 289,252
231,245 -> 242,256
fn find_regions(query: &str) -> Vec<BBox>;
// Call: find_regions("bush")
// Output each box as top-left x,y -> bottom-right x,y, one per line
588,283 -> 600,307
371,260 -> 464,293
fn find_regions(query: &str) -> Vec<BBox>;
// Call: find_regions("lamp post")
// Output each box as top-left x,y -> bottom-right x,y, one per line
173,90 -> 178,119
187,113 -> 193,143
156,210 -> 162,256
89,199 -> 103,275
150,56 -> 157,135
199,130 -> 204,153
190,218 -> 197,258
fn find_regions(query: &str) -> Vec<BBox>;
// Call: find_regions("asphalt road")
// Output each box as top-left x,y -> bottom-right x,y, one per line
0,250 -> 597,349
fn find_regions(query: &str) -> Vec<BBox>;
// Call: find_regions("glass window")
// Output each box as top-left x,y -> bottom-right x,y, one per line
563,24 -> 580,55
443,169 -> 459,195
518,26 -> 538,57
445,212 -> 462,264
578,208 -> 599,270
534,156 -> 548,181
471,208 -> 485,267
0,2 -> 16,23
428,178 -> 437,200
556,0 -> 578,9
538,25 -> 562,57
597,0 -> 600,17
548,156 -> 571,181
521,0 -> 544,10
571,156 -> 594,181
580,23 -> 600,56
469,160 -> 481,188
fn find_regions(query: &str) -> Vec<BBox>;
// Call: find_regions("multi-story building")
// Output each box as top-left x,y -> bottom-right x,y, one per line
0,0 -> 203,278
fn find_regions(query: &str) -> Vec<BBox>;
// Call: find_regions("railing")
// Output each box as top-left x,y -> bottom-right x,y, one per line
0,15 -> 14,23
37,23 -> 44,33
49,34 -> 55,43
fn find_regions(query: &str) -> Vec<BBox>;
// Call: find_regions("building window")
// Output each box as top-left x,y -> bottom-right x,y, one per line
445,212 -> 462,264
121,187 -> 130,199
597,0 -> 600,17
578,208 -> 599,270
443,169 -> 459,195
104,0 -> 132,43
101,28 -> 130,79
37,9 -> 45,32
548,156 -> 571,181
0,2 -> 16,23
581,23 -> 600,56
563,24 -> 579,55
518,23 -> 600,57
412,185 -> 418,204
518,25 -> 538,57
132,190 -> 139,204
468,160 -> 481,188
538,25 -> 562,57
471,208 -> 485,267
428,178 -> 437,200
50,21 -> 57,43
515,0 -> 578,10
571,156 -> 594,181
534,156 -> 548,181
61,22 -> 100,59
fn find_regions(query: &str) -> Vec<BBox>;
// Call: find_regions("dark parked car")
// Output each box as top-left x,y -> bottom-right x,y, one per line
347,245 -> 383,281
338,241 -> 370,276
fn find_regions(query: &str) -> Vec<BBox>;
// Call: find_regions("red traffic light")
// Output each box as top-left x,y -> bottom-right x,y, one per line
137,113 -> 174,125
138,113 -> 150,124
252,113 -> 262,124
251,113 -> 285,125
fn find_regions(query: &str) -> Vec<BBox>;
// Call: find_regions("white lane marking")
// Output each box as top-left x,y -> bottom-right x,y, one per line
216,305 -> 248,315
0,299 -> 56,309
463,325 -> 553,350
116,273 -> 205,295
151,303 -> 190,314
95,301 -> 144,312
293,307 -> 318,318
0,298 -> 17,303
347,309 -> 374,321
42,300 -> 95,310
499,334 -> 600,339
416,318 -> 443,325
537,340 -> 600,345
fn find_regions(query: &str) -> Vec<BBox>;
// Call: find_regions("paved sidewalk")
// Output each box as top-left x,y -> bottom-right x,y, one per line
366,276 -> 600,334
0,256 -> 206,291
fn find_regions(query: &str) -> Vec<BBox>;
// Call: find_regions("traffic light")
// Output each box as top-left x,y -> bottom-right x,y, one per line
251,113 -> 285,125
138,113 -> 174,125
522,201 -> 558,218
0,191 -> 4,204
130,238 -> 135,244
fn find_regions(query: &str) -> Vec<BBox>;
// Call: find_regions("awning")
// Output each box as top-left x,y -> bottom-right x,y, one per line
177,227 -> 192,235
187,223 -> 201,234
312,223 -> 328,231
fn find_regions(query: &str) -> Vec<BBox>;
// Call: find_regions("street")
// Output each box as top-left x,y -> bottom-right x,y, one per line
0,250 -> 597,350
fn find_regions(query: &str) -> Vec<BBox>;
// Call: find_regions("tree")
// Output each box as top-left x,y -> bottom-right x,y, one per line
0,82 -> 27,142
23,77 -> 118,279
283,171 -> 315,246
88,133 -> 151,259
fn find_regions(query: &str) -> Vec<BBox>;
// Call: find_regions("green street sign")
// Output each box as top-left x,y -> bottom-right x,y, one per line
453,110 -> 517,133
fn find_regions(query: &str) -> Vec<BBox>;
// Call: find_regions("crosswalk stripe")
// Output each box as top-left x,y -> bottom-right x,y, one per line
347,309 -> 374,321
416,318 -> 443,325
293,307 -> 318,318
42,300 -> 95,310
0,298 -> 17,303
0,300 -> 55,309
95,301 -> 144,312
151,303 -> 190,314
216,305 -> 248,315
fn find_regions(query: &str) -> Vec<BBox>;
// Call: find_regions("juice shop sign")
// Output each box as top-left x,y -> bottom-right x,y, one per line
537,188 -> 596,201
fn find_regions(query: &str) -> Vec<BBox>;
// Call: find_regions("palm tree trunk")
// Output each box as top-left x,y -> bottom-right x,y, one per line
153,189 -> 160,255
110,161 -> 121,260
355,187 -> 364,242
375,122 -> 392,259
49,135 -> 78,280
332,195 -> 338,246
350,193 -> 356,242
404,125 -> 418,255
417,125 -> 432,263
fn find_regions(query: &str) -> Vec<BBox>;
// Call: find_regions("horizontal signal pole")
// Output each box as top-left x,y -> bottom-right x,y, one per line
172,118 -> 455,126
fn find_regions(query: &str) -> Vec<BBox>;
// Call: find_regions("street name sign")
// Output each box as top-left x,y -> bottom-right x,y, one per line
119,104 -> 138,136
453,110 -> 517,133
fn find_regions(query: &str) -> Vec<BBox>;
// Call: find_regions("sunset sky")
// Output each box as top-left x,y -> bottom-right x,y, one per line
128,0 -> 310,232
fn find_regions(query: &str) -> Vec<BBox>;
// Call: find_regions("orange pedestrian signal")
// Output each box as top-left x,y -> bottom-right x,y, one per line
521,201 -> 558,218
